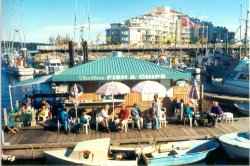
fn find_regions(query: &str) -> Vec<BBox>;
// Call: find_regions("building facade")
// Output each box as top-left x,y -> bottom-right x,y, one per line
106,7 -> 235,45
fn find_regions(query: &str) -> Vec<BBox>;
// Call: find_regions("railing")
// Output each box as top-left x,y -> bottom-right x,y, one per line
37,43 -> 240,51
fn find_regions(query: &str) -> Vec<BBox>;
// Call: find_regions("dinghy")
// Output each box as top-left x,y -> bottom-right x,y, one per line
44,138 -> 138,166
219,132 -> 250,160
142,139 -> 219,166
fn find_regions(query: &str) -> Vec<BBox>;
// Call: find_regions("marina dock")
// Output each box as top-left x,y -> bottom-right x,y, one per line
3,117 -> 249,160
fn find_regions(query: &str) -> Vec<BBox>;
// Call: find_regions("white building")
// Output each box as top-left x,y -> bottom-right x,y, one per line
106,6 -> 196,45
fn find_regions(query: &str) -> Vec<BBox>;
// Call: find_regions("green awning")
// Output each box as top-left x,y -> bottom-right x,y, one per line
12,75 -> 52,88
52,56 -> 191,82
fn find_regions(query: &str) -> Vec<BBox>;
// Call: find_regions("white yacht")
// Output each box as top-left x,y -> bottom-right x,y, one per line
8,48 -> 34,77
212,57 -> 249,97
44,58 -> 66,74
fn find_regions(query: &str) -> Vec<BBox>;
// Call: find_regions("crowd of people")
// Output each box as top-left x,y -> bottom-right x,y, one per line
2,94 -> 226,135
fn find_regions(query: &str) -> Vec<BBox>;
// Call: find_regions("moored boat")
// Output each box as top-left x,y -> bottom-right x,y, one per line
234,102 -> 250,116
44,138 -> 138,166
11,66 -> 34,76
142,139 -> 219,166
219,132 -> 250,160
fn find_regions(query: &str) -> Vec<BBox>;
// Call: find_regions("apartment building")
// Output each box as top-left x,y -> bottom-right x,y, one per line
106,6 -> 234,45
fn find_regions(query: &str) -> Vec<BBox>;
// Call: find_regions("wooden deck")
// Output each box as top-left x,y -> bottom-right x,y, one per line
3,117 -> 250,160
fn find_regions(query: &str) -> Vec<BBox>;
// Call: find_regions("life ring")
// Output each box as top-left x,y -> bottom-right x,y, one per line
79,150 -> 93,160
70,84 -> 84,97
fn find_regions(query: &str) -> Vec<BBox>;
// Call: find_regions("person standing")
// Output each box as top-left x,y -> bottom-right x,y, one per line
180,99 -> 184,121
152,94 -> 161,130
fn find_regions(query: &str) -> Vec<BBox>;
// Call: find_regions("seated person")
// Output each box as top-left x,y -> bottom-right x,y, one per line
4,109 -> 19,134
38,104 -> 49,122
74,111 -> 91,133
210,102 -> 224,118
115,105 -> 130,128
96,105 -> 110,132
59,109 -> 70,133
131,103 -> 143,130
184,102 -> 194,127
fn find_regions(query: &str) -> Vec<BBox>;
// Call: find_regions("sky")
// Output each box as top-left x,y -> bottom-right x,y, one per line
2,0 -> 249,43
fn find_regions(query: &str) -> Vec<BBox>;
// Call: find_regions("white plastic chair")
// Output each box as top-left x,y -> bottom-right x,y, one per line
121,119 -> 128,132
81,115 -> 91,134
160,111 -> 167,128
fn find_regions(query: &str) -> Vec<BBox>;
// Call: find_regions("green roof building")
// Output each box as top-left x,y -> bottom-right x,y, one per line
52,54 -> 191,82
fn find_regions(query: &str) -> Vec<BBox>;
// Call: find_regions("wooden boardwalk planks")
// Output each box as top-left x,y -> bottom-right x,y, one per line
3,117 -> 249,159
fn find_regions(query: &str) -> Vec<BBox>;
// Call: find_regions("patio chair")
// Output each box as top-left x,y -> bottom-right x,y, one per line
160,112 -> 167,128
121,119 -> 128,132
80,115 -> 91,134
130,117 -> 143,130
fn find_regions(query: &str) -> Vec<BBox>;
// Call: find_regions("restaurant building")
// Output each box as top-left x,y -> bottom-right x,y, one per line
51,52 -> 191,110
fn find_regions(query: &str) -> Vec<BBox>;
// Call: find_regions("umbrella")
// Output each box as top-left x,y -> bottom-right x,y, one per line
96,81 -> 130,96
96,81 -> 130,120
132,81 -> 167,98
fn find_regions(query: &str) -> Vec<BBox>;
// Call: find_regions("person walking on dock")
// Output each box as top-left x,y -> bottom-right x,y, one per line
152,94 -> 161,130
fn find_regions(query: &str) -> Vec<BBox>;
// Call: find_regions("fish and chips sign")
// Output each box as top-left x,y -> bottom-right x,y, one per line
77,74 -> 167,81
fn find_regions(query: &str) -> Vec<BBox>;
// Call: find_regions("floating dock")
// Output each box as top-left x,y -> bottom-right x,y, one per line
2,117 -> 249,160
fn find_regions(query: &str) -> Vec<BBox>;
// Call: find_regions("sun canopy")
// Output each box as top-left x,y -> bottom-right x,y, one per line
11,75 -> 52,88
52,55 -> 191,82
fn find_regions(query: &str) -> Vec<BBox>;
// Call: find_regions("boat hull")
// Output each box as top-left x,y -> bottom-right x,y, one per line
234,103 -> 250,116
144,150 -> 211,166
143,139 -> 219,166
219,132 -> 250,160
9,66 -> 34,76
44,148 -> 138,166
220,142 -> 250,160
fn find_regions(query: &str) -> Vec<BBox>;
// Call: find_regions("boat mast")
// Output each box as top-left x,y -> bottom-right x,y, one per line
73,0 -> 77,42
87,0 -> 90,42
239,1 -> 243,58
243,9 -> 249,57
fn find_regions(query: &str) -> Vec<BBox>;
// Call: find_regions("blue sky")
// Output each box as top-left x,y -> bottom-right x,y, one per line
2,0 -> 249,43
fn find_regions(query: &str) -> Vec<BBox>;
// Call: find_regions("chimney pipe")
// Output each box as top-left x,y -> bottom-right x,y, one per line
81,40 -> 88,63
68,41 -> 74,67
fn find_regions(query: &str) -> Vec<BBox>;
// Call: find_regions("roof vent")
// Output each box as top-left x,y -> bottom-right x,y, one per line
112,51 -> 123,57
